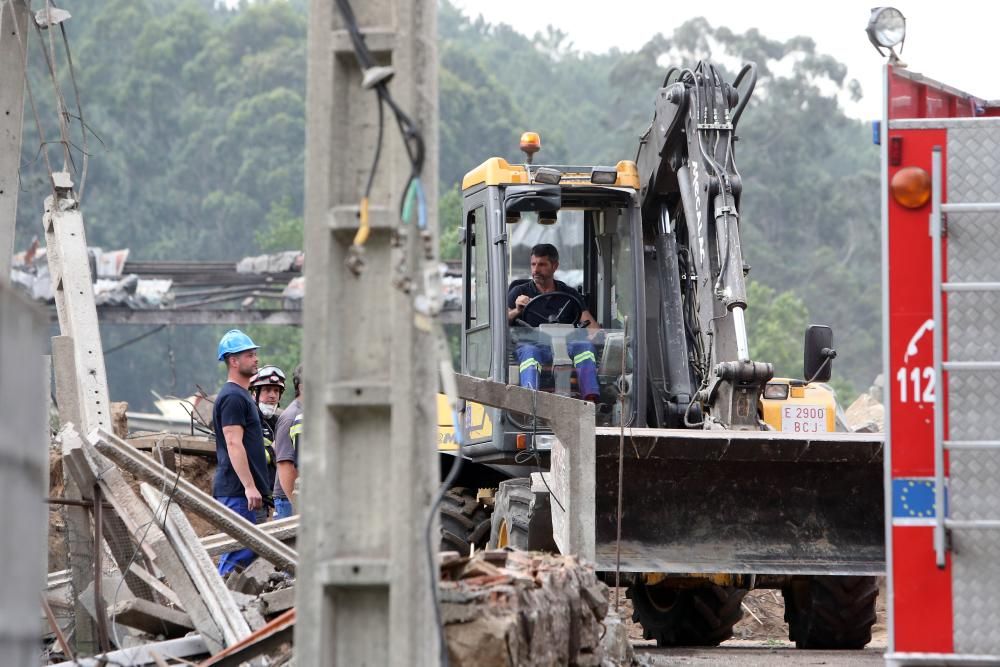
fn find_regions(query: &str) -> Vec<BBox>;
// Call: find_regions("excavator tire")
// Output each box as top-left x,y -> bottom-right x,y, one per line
488,478 -> 533,550
439,487 -> 491,555
628,582 -> 746,647
783,576 -> 879,649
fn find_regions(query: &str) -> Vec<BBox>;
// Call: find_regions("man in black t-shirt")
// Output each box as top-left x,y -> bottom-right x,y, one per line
213,329 -> 270,575
507,244 -> 601,400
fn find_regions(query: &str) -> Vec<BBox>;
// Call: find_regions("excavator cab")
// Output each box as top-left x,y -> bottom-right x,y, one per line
459,159 -> 643,459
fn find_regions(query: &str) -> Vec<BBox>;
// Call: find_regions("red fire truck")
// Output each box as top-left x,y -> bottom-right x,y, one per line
874,6 -> 1000,664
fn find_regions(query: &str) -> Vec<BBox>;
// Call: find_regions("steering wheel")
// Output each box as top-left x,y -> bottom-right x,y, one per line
517,292 -> 583,327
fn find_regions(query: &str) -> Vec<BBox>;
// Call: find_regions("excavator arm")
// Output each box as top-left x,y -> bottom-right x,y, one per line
637,61 -> 772,429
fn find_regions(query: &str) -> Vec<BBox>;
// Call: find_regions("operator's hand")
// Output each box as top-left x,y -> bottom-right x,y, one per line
245,485 -> 263,511
515,294 -> 531,311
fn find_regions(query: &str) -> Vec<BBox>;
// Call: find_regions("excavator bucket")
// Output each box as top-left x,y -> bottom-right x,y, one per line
589,427 -> 884,576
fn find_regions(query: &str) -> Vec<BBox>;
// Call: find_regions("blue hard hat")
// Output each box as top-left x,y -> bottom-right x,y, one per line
217,329 -> 259,362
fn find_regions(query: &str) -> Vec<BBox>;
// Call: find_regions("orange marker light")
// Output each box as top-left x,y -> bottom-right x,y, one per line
891,166 -> 932,209
520,132 -> 541,164
516,433 -> 527,450
519,131 -> 541,154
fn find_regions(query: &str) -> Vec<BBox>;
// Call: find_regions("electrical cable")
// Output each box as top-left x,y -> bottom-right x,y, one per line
423,321 -> 465,667
335,0 -> 426,254
8,0 -> 57,201
34,1 -> 75,173
57,10 -> 90,202
104,325 -> 166,355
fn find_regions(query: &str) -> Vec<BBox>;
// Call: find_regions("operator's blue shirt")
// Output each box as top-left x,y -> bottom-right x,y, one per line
212,381 -> 269,499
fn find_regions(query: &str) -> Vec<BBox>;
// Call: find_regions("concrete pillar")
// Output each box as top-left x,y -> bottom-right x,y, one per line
297,0 -> 440,664
0,0 -> 29,286
0,282 -> 49,664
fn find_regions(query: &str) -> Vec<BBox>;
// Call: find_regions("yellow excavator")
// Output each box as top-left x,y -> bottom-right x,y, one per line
437,60 -> 883,649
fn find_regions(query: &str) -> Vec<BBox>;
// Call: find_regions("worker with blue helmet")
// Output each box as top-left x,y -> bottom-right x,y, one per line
212,329 -> 271,575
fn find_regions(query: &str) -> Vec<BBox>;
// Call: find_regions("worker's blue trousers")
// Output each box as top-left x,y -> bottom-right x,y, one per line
216,496 -> 258,575
515,341 -> 599,399
274,497 -> 295,520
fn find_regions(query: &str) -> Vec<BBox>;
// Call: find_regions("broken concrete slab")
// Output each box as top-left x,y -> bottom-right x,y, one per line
224,555 -> 275,596
77,577 -> 153,650
259,587 -> 295,615
140,483 -> 251,647
108,598 -> 193,637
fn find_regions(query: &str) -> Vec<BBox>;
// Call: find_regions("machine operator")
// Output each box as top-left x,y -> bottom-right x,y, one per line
507,243 -> 601,401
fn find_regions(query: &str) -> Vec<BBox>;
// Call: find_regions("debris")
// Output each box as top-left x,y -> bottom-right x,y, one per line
198,609 -> 295,667
236,250 -> 303,274
845,390 -> 884,433
201,516 -> 298,559
599,611 -> 636,666
441,550 -> 612,666
141,483 -> 252,646
47,635 -> 209,667
108,598 -> 194,637
63,425 -> 227,653
259,587 -> 295,615
34,6 -> 71,28
89,427 -> 297,572
111,401 -> 129,438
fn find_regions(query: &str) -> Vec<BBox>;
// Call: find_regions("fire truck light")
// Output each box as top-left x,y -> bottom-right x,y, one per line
867,7 -> 906,51
891,166 -> 931,209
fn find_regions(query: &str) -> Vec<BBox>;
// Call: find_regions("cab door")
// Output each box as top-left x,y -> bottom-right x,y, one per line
460,186 -> 506,453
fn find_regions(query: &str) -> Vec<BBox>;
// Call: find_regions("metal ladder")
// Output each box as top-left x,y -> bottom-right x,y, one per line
931,146 -> 1000,567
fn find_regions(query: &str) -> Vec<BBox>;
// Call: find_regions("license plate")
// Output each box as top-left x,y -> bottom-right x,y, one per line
781,405 -> 827,433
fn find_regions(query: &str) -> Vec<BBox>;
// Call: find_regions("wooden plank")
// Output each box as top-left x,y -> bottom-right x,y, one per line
109,598 -> 193,637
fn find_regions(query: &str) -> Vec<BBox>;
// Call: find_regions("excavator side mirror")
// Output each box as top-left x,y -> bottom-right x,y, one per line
804,324 -> 835,383
504,184 -> 562,219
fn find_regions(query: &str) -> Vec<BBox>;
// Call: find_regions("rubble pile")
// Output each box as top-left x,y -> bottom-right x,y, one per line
845,377 -> 885,433
42,425 -> 299,665
440,550 -> 634,666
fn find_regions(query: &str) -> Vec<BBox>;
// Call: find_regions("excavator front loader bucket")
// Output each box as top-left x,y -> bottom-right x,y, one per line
587,428 -> 884,576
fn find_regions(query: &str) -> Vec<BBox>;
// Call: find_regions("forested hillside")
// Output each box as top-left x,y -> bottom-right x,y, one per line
16,0 -> 879,410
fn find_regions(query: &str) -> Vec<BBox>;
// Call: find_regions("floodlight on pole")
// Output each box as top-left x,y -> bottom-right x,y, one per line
867,7 -> 907,64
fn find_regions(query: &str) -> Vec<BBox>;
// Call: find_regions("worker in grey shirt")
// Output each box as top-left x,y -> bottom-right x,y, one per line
272,364 -> 303,519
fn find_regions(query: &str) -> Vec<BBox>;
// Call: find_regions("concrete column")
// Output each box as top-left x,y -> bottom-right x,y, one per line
0,0 -> 29,285
0,282 -> 49,664
297,0 -> 439,664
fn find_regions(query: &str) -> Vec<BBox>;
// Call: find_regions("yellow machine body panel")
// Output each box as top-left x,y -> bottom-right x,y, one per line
437,393 -> 493,451
760,379 -> 837,433
461,157 -> 640,190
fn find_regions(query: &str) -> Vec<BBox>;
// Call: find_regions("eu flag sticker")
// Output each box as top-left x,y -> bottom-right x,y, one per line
892,478 -> 945,524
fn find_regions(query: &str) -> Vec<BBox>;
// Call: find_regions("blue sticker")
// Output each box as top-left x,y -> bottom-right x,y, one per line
892,479 -> 944,519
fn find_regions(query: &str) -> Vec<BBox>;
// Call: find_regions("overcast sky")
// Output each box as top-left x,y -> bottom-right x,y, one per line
449,0 -> 998,120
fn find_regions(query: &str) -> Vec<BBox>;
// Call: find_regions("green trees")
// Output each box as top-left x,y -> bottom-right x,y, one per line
17,1 -> 880,410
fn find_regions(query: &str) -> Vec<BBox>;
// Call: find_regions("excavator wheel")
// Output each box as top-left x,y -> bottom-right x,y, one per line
488,478 -> 533,549
488,477 -> 558,551
439,487 -> 491,555
627,581 -> 746,647
782,576 -> 879,649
